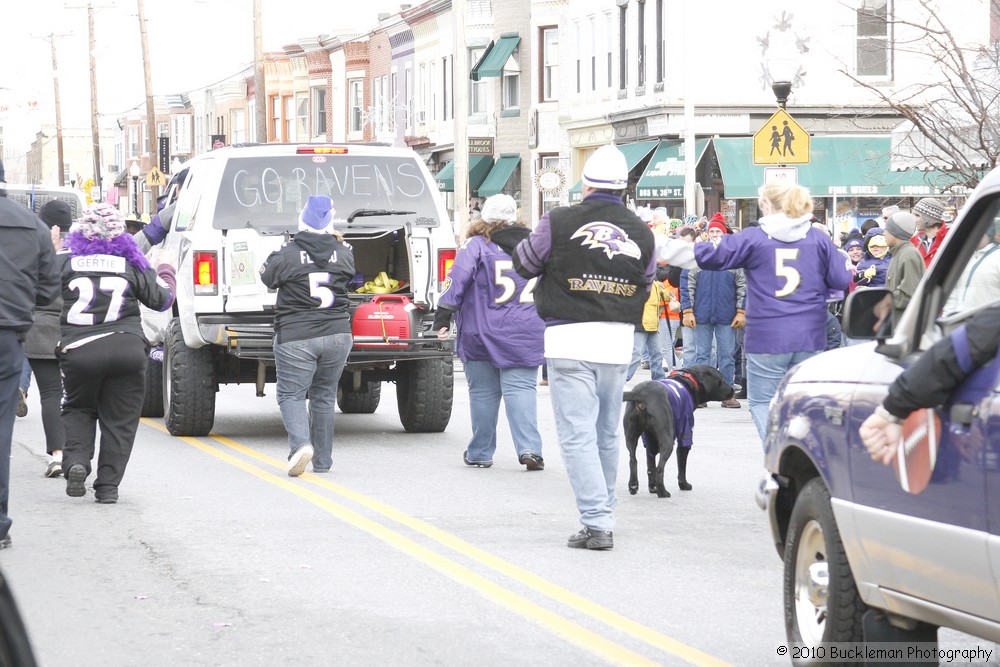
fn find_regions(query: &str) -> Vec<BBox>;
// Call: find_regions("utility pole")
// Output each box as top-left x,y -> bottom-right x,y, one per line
453,0 -> 468,232
49,33 -> 66,186
88,3 -> 102,200
136,0 -> 158,207
253,0 -> 267,143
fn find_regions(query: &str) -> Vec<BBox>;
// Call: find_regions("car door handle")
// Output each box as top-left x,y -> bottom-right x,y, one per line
950,402 -> 976,427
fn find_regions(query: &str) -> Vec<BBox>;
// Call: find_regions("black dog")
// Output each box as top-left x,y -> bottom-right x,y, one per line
622,365 -> 735,498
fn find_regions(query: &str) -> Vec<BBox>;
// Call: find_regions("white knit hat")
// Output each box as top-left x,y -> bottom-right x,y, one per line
480,194 -> 518,223
298,195 -> 335,234
582,145 -> 629,191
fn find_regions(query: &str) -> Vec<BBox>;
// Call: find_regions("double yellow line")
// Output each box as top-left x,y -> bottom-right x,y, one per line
144,420 -> 731,667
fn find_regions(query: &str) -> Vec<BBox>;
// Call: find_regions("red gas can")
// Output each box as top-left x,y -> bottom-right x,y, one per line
351,295 -> 419,348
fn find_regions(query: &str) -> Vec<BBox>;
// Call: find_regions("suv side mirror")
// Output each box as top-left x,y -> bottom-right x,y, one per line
842,288 -> 894,340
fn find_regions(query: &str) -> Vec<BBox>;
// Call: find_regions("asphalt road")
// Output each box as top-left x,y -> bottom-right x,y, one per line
2,366 -> 992,666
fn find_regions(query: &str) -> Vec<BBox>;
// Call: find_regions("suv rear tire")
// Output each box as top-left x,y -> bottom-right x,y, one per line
163,318 -> 216,436
140,356 -> 165,418
337,375 -> 381,414
783,478 -> 867,660
395,358 -> 453,432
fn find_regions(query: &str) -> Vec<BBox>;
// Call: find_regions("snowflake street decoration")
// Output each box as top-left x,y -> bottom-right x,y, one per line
758,10 -> 810,92
360,95 -> 402,143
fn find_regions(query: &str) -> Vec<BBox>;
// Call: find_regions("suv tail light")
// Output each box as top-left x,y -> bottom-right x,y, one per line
193,251 -> 218,296
437,249 -> 455,287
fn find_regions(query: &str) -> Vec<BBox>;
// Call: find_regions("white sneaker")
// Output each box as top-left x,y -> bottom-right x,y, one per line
15,388 -> 27,418
286,445 -> 314,477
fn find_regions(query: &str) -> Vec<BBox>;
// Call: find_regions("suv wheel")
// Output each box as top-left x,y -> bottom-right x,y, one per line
783,478 -> 866,658
163,318 -> 216,436
140,354 -> 164,418
395,358 -> 453,432
337,375 -> 381,414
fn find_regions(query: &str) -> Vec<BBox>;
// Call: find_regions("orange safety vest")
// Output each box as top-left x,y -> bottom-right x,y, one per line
660,281 -> 680,320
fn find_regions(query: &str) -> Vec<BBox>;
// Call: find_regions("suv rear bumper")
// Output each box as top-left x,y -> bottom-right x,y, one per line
195,314 -> 453,362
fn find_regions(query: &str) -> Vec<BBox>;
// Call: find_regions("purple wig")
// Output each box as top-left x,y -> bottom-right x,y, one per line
65,231 -> 150,272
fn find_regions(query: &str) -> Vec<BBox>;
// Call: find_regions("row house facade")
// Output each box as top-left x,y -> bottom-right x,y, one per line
98,0 -> 996,229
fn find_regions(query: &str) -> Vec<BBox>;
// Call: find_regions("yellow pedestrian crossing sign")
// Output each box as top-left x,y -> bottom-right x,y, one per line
753,108 -> 809,165
146,166 -> 167,188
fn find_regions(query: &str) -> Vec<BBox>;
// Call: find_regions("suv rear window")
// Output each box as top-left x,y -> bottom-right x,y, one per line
6,189 -> 86,219
212,155 -> 441,231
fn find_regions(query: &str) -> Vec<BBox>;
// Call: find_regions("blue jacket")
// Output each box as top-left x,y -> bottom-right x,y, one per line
854,227 -> 890,288
680,264 -> 746,324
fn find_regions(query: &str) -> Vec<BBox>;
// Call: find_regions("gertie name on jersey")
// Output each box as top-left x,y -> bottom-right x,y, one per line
70,255 -> 127,273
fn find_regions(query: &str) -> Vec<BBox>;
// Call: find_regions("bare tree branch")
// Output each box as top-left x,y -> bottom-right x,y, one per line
837,0 -> 999,187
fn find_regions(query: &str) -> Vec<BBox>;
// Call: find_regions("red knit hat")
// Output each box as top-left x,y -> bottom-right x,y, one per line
707,213 -> 728,235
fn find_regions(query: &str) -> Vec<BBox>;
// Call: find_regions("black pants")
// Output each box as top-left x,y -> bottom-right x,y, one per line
0,331 -> 23,538
26,358 -> 65,455
59,333 -> 147,495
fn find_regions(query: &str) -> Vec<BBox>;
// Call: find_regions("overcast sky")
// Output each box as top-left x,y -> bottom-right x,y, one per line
2,0 -> 405,131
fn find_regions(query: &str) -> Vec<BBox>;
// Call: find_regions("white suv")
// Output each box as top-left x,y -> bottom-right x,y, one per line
142,143 -> 457,436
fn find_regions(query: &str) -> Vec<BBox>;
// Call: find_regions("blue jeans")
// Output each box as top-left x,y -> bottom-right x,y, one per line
746,350 -> 819,445
548,358 -> 627,532
658,318 -> 678,371
463,360 -> 543,463
694,323 -> 736,385
626,331 -> 666,381
273,333 -> 352,472
679,326 -> 695,368
18,359 -> 31,392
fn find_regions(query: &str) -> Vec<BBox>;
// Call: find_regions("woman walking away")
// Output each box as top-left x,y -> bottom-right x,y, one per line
655,181 -> 852,446
26,200 -> 72,477
58,203 -> 176,503
260,195 -> 354,477
434,194 -> 546,470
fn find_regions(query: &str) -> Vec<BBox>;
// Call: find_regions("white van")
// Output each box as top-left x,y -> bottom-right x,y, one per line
3,184 -> 87,221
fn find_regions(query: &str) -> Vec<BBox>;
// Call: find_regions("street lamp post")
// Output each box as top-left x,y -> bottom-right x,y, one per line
129,160 -> 141,217
771,80 -> 793,110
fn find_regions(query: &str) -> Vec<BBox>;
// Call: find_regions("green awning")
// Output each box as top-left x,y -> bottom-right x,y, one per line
618,140 -> 660,171
636,139 -> 711,200
471,35 -> 520,81
714,136 -> 958,198
567,140 -> 658,203
435,155 -> 494,192
477,155 -> 521,197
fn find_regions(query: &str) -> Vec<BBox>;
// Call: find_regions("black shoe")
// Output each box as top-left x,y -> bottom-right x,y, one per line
463,451 -> 493,468
0,536 -> 11,550
95,487 -> 118,504
518,452 -> 544,471
65,464 -> 87,498
567,527 -> 614,550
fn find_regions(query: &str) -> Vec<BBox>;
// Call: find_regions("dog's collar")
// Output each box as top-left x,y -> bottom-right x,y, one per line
667,370 -> 700,394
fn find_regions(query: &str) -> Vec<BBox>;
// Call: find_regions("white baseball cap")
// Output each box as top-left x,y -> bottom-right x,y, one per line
582,145 -> 629,191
